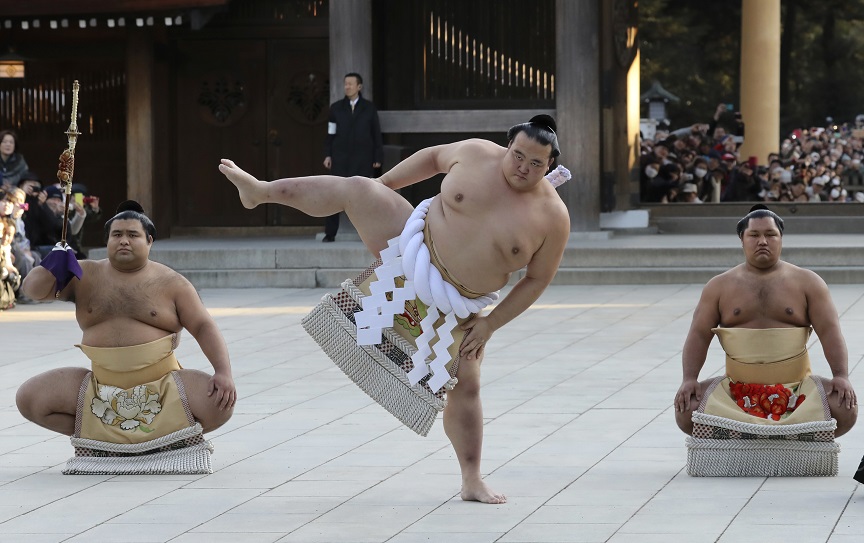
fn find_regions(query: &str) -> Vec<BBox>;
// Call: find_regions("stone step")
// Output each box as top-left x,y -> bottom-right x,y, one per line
88,233 -> 864,288
560,246 -> 864,267
652,216 -> 864,235
180,268 -> 362,289
552,266 -> 864,285
90,244 -> 374,269
641,203 -> 864,234
644,202 -> 864,218
168,265 -> 864,289
92,243 -> 864,269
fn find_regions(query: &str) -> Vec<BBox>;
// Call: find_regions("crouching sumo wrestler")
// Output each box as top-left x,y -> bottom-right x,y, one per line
16,201 -> 236,474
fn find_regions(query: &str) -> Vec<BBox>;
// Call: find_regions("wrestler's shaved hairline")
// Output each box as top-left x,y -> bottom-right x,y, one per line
108,222 -> 147,238
507,114 -> 560,159
736,210 -> 785,239
104,211 -> 156,243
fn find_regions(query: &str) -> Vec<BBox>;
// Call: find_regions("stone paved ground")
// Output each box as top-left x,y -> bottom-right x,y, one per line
1,283 -> 863,543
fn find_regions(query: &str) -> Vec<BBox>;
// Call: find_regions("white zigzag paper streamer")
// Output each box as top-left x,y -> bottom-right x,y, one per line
355,198 -> 500,392
427,311 -> 460,391
406,304 -> 441,385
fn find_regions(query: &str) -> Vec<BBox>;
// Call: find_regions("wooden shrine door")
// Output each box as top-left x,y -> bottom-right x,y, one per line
174,38 -> 328,227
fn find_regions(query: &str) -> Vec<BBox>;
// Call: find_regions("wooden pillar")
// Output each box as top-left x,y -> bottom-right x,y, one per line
126,31 -> 154,214
601,0 -> 639,212
556,0 -> 601,231
328,0 -> 373,236
329,0 -> 373,101
627,49 -> 641,207
738,0 -> 780,165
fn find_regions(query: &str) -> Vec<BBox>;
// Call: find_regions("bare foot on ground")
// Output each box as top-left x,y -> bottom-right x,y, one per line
218,159 -> 263,209
461,479 -> 507,504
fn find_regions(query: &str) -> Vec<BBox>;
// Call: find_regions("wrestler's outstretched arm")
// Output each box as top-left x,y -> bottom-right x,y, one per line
377,139 -> 490,190
674,277 -> 722,412
458,205 -> 570,360
21,260 -> 89,302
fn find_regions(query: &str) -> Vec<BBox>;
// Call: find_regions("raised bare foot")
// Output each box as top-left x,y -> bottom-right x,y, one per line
218,159 -> 264,209
461,478 -> 507,504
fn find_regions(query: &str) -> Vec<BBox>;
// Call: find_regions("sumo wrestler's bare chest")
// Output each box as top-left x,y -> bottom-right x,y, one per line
81,275 -> 177,326
722,278 -> 807,327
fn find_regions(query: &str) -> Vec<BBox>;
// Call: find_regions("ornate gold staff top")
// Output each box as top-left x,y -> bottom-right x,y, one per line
58,80 -> 81,245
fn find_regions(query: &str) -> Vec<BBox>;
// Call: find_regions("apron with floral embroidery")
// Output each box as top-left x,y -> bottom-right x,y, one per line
74,334 -> 195,444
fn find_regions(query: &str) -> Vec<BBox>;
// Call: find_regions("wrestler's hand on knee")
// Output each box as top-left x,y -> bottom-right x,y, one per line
674,379 -> 701,413
208,372 -> 237,410
459,316 -> 494,360
829,376 -> 857,409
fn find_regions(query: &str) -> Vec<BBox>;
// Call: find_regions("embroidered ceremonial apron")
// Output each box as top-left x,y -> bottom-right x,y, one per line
353,197 -> 500,392
74,334 -> 196,443
701,327 -> 829,425
301,197 -> 501,435
358,220 -> 488,379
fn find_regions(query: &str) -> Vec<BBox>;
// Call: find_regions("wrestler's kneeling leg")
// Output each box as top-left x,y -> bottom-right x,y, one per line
16,367 -> 90,435
674,379 -> 714,435
176,369 -> 235,432
820,377 -> 858,437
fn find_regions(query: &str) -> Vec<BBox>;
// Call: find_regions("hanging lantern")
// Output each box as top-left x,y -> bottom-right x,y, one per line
0,49 -> 25,79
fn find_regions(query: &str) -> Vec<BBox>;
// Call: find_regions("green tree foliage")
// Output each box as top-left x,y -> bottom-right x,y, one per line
641,0 -> 864,135
640,0 -> 741,130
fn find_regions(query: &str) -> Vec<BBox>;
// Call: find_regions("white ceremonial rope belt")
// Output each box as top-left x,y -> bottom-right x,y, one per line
354,198 -> 500,393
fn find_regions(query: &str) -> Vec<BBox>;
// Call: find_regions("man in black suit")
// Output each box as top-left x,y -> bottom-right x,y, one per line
322,72 -> 384,241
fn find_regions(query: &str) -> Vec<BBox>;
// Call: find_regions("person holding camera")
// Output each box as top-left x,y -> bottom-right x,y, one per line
722,161 -> 761,202
645,162 -> 681,203
689,157 -> 713,202
2,188 -> 39,302
0,216 -> 20,310
780,177 -> 809,203
29,186 -> 87,259
69,183 -> 102,258
17,171 -> 43,247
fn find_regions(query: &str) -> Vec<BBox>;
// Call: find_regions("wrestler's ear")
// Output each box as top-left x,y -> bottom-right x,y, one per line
147,235 -> 153,245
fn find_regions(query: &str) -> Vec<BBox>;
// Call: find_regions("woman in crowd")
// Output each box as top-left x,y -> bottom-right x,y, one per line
0,130 -> 29,188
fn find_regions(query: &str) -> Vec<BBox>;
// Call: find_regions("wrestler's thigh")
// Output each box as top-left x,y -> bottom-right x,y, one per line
341,177 -> 415,255
16,367 -> 88,416
175,369 -> 233,432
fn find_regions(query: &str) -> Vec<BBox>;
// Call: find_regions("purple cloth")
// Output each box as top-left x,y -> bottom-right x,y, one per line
40,243 -> 83,293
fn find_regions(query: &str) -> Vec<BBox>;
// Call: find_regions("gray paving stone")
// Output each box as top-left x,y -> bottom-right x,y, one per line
1,279 -> 863,541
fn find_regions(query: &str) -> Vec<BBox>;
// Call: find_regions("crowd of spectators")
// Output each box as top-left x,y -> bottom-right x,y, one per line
641,104 -> 864,205
0,130 -> 102,310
